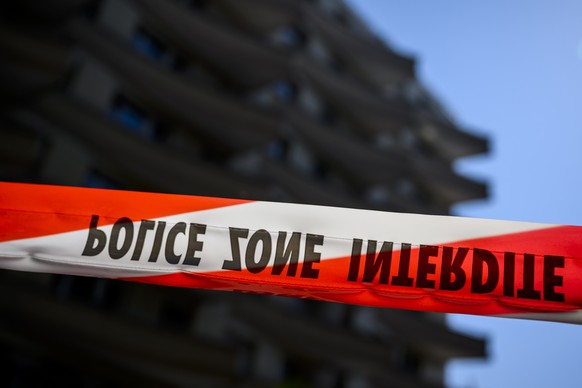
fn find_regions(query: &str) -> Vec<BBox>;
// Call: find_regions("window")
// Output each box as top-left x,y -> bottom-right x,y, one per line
270,25 -> 306,47
267,139 -> 289,160
109,95 -> 156,139
248,81 -> 296,106
274,81 -> 297,101
132,27 -> 175,66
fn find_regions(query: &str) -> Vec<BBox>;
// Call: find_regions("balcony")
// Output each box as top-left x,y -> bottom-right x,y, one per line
69,20 -> 278,151
34,93 -> 264,199
132,0 -> 289,88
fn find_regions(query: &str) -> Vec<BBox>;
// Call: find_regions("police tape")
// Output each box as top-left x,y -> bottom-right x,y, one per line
1,182 -> 581,324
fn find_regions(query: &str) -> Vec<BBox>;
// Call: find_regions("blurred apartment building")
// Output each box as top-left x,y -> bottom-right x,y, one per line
0,0 -> 488,387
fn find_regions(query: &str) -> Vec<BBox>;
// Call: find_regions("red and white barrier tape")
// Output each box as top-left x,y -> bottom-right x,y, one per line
1,182 -> 581,323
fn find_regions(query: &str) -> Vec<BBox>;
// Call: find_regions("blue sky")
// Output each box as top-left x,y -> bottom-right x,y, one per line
346,1 -> 582,387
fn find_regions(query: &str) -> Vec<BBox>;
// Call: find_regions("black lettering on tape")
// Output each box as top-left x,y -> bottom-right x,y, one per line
440,246 -> 468,291
301,234 -> 323,279
416,245 -> 438,289
517,253 -> 541,300
391,243 -> 414,287
183,223 -> 206,266
471,248 -> 499,293
131,220 -> 155,261
245,229 -> 272,274
149,221 -> 166,262
503,252 -> 515,297
165,222 -> 186,265
272,231 -> 301,276
109,217 -> 134,260
81,216 -> 571,306
224,227 -> 248,271
82,215 -> 107,256
544,255 -> 565,302
362,240 -> 393,284
347,238 -> 363,282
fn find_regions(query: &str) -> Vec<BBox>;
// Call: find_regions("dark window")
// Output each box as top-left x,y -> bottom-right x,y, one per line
110,96 -> 154,138
274,81 -> 297,101
132,27 -> 175,66
267,139 -> 289,160
272,26 -> 306,47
